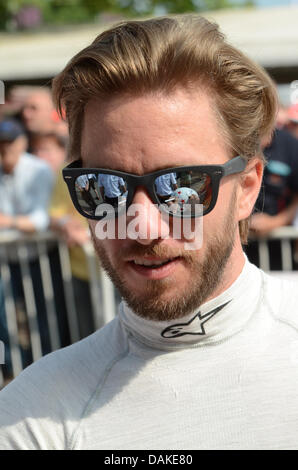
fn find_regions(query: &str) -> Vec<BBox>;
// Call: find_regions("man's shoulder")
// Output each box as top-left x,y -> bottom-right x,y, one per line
262,270 -> 298,329
0,316 -> 128,422
20,152 -> 53,174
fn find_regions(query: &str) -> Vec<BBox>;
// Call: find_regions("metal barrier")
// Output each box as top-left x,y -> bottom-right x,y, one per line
249,226 -> 298,272
0,231 -> 118,388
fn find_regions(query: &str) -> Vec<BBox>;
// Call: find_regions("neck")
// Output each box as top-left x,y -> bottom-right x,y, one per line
119,253 -> 263,351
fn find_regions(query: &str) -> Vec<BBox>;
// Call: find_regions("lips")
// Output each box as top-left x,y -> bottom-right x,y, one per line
127,256 -> 182,280
133,257 -> 177,268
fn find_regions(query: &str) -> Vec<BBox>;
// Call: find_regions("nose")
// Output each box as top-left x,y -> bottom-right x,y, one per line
126,187 -> 170,245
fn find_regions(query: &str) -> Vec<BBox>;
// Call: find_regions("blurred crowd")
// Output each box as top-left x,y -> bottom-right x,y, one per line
0,85 -> 89,243
0,83 -> 298,378
246,100 -> 298,269
0,85 -> 96,379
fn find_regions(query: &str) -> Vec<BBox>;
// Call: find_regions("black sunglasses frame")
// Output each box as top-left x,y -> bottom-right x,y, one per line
62,156 -> 246,220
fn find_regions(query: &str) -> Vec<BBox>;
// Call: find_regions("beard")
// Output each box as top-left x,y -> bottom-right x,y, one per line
91,193 -> 237,322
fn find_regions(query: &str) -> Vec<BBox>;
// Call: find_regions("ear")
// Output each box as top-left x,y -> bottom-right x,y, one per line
237,157 -> 264,222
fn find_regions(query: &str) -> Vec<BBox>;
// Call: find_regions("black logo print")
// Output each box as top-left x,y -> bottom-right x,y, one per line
161,300 -> 232,338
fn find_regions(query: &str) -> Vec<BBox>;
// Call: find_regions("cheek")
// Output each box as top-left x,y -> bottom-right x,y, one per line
89,220 -> 124,262
203,181 -> 237,231
104,239 -> 125,262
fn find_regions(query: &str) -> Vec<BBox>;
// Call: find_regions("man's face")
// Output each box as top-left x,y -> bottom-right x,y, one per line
31,136 -> 65,172
22,92 -> 54,134
82,88 -> 243,321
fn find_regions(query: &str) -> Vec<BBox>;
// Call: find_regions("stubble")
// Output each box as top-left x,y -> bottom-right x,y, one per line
91,193 -> 237,321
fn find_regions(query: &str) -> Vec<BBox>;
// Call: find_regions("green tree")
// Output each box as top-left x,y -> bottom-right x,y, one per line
0,3 -> 11,31
0,0 -> 255,31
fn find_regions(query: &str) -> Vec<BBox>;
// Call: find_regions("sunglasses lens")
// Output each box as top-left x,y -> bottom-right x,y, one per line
154,170 -> 212,215
74,169 -> 212,219
75,173 -> 128,218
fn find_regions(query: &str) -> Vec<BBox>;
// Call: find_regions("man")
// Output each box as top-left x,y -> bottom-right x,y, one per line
31,132 -> 67,173
0,15 -> 298,450
0,119 -> 54,232
0,85 -> 37,122
249,128 -> 298,236
154,172 -> 178,202
22,88 -> 56,135
22,88 -> 68,151
0,118 -> 54,376
98,173 -> 127,206
247,127 -> 298,269
75,174 -> 98,212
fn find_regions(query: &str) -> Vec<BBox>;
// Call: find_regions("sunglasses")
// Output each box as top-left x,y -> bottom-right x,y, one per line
62,156 -> 246,220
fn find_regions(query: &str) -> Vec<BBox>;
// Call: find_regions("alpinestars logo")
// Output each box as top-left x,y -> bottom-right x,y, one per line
161,300 -> 232,338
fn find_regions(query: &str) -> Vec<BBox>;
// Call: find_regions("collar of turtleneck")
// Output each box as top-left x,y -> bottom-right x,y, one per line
119,256 -> 264,351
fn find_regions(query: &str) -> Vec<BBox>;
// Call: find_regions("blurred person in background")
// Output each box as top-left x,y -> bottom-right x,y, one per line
32,131 -> 97,338
22,88 -> 55,134
246,123 -> 298,269
0,118 -> 55,376
0,119 -> 54,232
0,85 -> 39,122
286,103 -> 298,262
76,174 -> 98,212
287,103 -> 298,139
22,88 -> 68,151
31,132 -> 67,173
275,103 -> 290,130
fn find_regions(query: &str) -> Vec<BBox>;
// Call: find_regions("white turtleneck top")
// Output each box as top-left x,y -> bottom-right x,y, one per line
1,259 -> 298,450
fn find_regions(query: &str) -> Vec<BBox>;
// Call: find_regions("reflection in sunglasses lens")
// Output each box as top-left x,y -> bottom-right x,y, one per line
154,170 -> 212,214
75,173 -> 128,217
75,169 -> 212,218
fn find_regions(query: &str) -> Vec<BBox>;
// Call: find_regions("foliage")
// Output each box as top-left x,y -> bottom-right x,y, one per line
0,0 -> 254,31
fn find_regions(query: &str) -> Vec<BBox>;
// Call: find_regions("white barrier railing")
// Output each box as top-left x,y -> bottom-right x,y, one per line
0,231 -> 118,388
249,226 -> 298,272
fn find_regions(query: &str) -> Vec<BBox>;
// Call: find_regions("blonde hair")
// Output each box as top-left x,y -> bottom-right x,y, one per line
52,14 -> 278,243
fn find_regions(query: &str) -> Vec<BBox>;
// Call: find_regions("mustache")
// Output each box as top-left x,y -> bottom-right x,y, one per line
90,230 -> 199,263
120,242 -> 198,262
